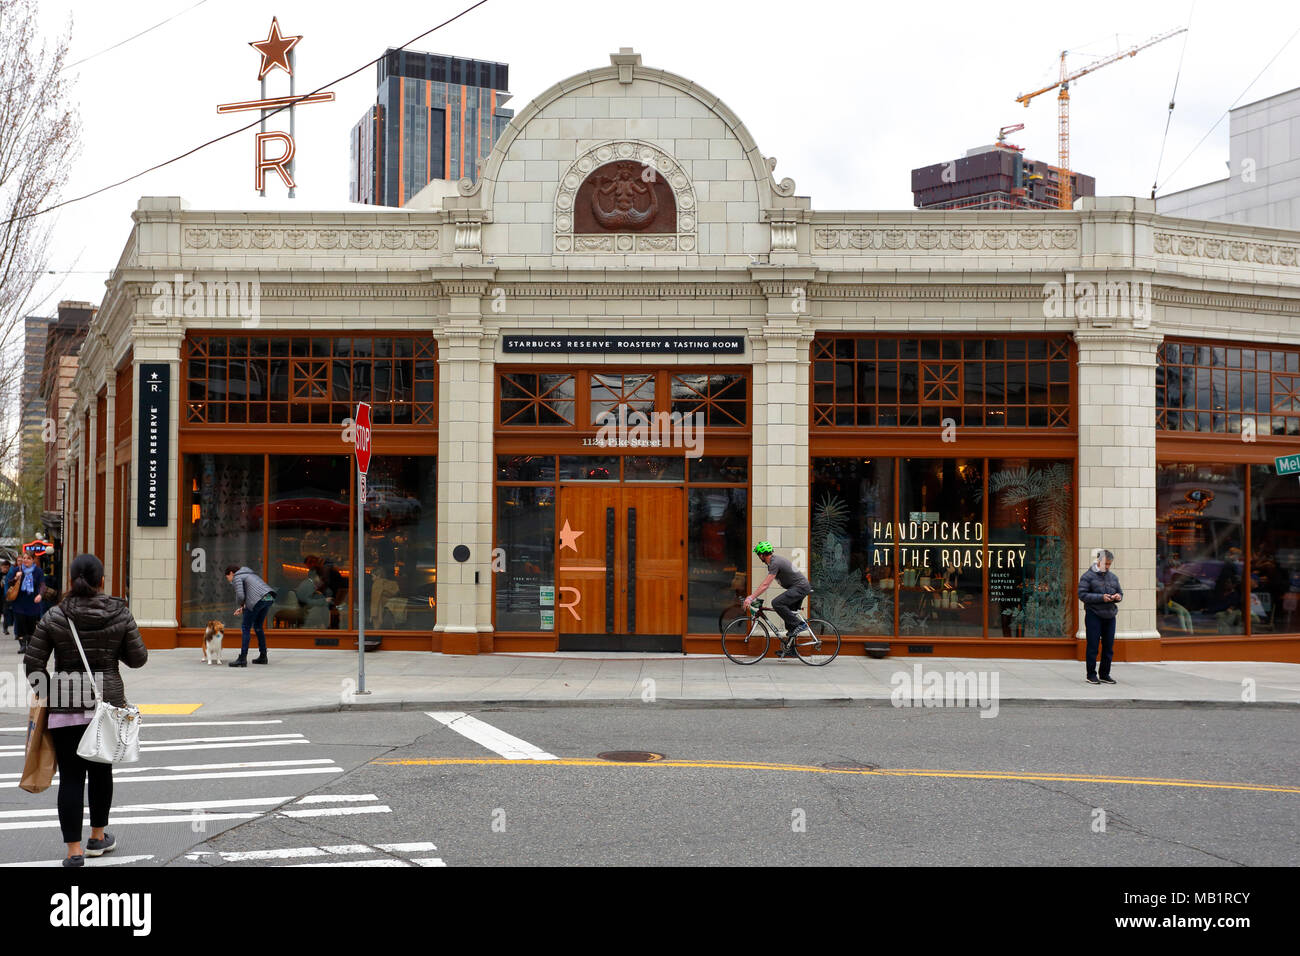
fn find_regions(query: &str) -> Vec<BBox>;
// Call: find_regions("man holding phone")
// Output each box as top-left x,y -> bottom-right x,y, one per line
1078,548 -> 1123,685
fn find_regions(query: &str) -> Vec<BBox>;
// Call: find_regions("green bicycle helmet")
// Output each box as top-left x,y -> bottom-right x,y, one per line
753,541 -> 774,556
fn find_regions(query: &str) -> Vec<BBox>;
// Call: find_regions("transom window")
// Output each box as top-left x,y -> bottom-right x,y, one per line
813,336 -> 1072,429
185,335 -> 437,426
497,369 -> 749,429
1157,340 -> 1300,437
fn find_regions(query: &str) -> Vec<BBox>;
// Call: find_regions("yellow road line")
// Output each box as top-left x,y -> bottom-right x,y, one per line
370,757 -> 1300,794
138,704 -> 203,715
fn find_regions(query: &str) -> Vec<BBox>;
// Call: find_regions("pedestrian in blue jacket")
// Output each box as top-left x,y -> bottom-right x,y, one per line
11,552 -> 46,654
1078,548 -> 1123,685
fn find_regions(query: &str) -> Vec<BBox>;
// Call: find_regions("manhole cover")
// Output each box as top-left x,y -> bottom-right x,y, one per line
821,761 -> 878,771
598,751 -> 664,762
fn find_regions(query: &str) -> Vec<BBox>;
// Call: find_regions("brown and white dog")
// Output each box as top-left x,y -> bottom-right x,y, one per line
202,620 -> 225,665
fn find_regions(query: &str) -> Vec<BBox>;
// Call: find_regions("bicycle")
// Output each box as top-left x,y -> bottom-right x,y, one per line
721,597 -> 841,665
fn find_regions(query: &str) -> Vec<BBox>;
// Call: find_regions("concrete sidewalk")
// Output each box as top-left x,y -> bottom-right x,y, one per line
5,646 -> 1299,719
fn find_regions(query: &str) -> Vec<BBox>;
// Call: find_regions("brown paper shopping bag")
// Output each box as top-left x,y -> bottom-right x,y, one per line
19,700 -> 56,794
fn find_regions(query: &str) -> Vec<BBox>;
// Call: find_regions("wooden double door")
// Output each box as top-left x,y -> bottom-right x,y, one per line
556,485 -> 684,651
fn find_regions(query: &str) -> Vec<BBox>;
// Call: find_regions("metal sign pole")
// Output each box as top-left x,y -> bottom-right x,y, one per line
358,469 -> 366,694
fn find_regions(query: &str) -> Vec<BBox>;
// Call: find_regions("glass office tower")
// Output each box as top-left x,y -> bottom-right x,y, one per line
350,49 -> 512,207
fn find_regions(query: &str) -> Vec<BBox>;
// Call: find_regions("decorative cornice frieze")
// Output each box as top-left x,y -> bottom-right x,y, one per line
1151,287 -> 1300,315
183,226 -> 440,252
553,140 -> 698,255
491,282 -> 763,298
813,227 -> 1079,252
1153,231 -> 1299,268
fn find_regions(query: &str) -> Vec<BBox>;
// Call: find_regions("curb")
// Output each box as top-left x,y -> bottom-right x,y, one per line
213,695 -> 1300,719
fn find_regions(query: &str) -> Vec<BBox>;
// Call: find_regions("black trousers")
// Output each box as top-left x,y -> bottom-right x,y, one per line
13,612 -> 37,641
1085,613 -> 1117,679
50,724 -> 113,844
771,584 -> 812,633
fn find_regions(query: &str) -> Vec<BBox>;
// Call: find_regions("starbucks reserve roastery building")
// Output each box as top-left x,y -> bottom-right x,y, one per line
62,50 -> 1300,662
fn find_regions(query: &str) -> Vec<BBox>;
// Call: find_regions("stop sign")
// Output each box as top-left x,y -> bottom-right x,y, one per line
354,401 -> 372,475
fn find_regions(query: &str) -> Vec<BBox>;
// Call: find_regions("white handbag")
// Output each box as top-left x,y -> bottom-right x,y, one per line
67,615 -> 141,764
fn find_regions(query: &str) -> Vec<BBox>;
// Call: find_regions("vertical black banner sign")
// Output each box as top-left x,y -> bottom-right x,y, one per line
137,364 -> 170,527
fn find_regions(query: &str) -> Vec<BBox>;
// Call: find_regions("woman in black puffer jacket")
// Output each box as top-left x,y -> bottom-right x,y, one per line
24,554 -> 147,867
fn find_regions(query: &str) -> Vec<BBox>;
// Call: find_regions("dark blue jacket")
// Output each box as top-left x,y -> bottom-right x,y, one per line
1078,565 -> 1123,619
9,565 -> 45,616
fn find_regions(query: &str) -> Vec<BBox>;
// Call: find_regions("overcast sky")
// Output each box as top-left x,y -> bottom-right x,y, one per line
24,0 -> 1300,313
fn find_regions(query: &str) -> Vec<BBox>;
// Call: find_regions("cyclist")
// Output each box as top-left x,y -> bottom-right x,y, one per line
744,541 -> 812,657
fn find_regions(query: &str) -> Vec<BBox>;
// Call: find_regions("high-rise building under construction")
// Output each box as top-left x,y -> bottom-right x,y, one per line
912,142 -> 1095,210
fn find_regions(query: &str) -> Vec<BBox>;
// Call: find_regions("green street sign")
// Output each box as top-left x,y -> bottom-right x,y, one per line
1276,453 -> 1300,477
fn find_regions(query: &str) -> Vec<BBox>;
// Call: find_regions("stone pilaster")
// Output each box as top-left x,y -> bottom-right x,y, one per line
751,272 -> 815,575
1074,328 -> 1162,645
103,372 -> 116,592
128,322 -> 184,633
435,279 -> 497,653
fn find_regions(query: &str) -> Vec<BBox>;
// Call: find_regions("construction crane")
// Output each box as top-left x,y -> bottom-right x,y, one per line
1016,27 -> 1187,209
996,123 -> 1026,150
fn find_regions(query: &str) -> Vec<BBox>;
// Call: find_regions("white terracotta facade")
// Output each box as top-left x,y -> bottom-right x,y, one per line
64,51 -> 1300,661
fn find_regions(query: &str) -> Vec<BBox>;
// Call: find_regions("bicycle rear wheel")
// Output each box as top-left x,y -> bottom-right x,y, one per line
722,616 -> 771,664
792,619 -> 841,665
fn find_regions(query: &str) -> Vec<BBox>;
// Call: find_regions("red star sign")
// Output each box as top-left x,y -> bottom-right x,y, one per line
558,520 -> 584,552
249,17 -> 301,80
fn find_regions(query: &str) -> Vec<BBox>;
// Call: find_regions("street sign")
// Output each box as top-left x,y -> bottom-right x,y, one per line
1276,453 -> 1300,477
354,402 -> 372,475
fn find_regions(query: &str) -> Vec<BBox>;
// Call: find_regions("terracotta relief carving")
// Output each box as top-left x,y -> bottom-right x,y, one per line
575,161 -> 675,234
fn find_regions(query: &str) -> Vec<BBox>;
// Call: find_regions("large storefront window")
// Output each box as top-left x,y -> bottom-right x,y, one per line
899,459 -> 984,637
181,454 -> 264,626
811,457 -> 1075,639
810,459 -> 894,636
362,457 -> 438,631
181,453 -> 437,632
987,459 -> 1073,638
267,456 -> 353,630
1157,464 -> 1246,636
1250,466 -> 1300,634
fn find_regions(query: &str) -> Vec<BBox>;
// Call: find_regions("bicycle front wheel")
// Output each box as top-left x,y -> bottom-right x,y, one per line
722,616 -> 771,664
792,619 -> 841,665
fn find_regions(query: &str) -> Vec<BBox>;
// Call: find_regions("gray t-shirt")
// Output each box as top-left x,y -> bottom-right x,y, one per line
767,554 -> 810,591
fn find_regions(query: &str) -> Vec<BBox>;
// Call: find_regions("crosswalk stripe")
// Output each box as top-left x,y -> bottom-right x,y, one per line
0,766 -> 343,789
0,758 -> 337,780
0,720 -> 285,735
426,711 -> 558,761
278,805 -> 391,818
0,803 -> 390,831
0,793 -> 379,819
0,854 -> 155,868
295,794 -> 379,804
289,858 -> 409,867
375,842 -> 439,853
0,738 -> 309,759
411,857 -> 447,867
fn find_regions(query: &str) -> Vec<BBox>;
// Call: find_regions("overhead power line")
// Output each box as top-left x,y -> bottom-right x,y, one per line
62,0 -> 210,71
3,0 -> 491,228
1156,17 -> 1300,197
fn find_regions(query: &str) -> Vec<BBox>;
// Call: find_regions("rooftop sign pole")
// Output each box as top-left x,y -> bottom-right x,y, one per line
216,17 -> 335,197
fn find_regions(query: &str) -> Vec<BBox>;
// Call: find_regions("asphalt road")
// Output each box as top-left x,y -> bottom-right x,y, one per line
6,702 -> 1292,867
